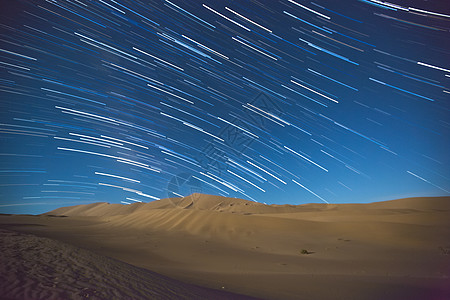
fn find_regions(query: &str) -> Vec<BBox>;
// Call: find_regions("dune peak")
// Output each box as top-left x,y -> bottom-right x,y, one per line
43,194 -> 450,218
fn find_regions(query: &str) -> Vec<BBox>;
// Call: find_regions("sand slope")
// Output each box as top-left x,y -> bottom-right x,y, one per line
0,228 -> 254,300
2,194 -> 450,300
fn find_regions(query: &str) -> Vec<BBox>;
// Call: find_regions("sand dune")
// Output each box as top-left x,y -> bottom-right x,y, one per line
1,194 -> 450,299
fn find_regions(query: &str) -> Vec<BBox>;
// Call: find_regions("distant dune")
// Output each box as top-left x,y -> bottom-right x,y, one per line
1,194 -> 450,300
46,193 -> 450,216
46,193 -> 285,216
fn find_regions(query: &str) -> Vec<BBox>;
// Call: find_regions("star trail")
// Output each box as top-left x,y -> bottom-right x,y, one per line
0,0 -> 449,214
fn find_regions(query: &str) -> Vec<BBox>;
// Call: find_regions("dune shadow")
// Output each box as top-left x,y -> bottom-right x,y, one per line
0,223 -> 46,227
44,214 -> 68,218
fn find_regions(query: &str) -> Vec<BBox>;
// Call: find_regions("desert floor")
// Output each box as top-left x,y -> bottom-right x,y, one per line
1,194 -> 449,299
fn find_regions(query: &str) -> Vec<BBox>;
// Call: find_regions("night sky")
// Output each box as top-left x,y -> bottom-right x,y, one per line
1,0 -> 449,214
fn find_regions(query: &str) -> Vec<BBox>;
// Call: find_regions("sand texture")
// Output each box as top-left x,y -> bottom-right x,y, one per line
0,229 -> 254,300
1,194 -> 449,299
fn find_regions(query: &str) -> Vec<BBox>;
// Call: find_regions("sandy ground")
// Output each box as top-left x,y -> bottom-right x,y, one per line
0,228 -> 254,300
1,194 -> 449,300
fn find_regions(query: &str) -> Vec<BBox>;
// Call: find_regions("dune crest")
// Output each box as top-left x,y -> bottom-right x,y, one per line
45,193 -> 268,216
45,193 -> 450,218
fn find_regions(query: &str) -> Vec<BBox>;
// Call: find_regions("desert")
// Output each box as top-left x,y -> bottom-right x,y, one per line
1,194 -> 449,300
1,0 -> 449,299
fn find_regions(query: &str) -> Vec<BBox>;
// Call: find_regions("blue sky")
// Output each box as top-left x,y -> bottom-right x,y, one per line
1,0 -> 449,214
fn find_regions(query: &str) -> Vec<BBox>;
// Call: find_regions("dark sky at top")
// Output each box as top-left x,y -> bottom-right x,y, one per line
1,0 -> 449,214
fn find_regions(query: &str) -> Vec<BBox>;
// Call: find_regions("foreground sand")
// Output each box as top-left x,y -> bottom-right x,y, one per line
0,229 -> 254,300
1,194 -> 449,299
